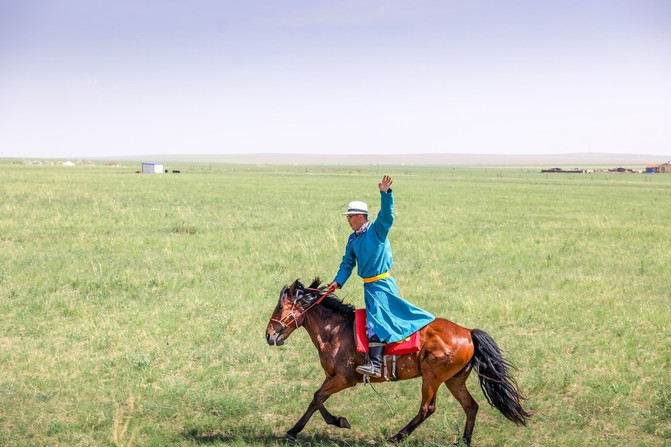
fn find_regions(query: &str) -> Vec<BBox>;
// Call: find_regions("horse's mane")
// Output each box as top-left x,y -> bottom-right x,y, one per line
304,278 -> 355,322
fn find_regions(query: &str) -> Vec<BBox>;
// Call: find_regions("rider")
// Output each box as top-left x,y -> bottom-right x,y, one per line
328,175 -> 435,378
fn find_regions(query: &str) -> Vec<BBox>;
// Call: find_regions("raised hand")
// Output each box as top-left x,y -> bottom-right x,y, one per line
378,175 -> 393,192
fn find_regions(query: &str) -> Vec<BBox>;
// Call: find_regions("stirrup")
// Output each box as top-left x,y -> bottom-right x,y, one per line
357,341 -> 385,378
356,364 -> 382,378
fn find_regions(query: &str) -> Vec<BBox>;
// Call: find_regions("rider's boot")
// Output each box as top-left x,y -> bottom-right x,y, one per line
356,339 -> 386,378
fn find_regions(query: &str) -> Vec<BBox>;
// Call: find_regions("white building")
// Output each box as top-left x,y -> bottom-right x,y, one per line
142,163 -> 164,174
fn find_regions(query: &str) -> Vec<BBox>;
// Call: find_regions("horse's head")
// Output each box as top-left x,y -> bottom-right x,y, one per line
266,278 -> 323,346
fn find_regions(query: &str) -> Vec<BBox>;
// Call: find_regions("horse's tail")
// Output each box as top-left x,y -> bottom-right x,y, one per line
470,329 -> 532,426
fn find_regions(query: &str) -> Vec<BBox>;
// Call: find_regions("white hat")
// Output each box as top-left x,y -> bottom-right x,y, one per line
342,201 -> 368,215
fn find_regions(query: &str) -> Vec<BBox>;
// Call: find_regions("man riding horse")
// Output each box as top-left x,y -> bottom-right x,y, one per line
328,175 -> 435,378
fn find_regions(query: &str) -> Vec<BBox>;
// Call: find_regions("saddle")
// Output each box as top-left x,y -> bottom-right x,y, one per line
354,309 -> 421,356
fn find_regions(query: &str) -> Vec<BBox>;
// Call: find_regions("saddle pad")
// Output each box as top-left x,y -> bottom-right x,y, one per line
354,309 -> 421,355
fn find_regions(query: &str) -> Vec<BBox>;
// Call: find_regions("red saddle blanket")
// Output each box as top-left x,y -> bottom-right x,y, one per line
354,309 -> 421,355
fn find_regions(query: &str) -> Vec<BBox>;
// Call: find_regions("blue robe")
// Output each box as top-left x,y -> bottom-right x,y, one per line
334,189 -> 435,343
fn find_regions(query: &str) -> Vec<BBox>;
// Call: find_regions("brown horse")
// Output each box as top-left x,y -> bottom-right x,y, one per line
265,278 -> 531,445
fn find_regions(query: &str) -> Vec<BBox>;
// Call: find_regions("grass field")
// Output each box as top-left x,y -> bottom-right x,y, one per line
1,162 -> 670,446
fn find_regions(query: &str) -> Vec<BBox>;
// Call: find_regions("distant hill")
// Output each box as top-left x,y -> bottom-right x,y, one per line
96,152 -> 669,167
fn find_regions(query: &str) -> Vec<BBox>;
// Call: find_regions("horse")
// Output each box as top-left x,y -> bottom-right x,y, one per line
265,278 -> 532,445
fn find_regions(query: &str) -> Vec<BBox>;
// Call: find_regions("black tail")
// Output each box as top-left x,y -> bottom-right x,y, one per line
470,329 -> 532,426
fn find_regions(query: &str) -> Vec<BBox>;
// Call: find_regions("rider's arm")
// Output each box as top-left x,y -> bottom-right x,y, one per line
374,188 -> 394,240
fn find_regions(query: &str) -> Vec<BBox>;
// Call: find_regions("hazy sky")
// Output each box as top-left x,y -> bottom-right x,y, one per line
1,0 -> 670,158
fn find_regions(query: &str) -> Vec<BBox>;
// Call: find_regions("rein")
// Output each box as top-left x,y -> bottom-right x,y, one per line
270,287 -> 332,330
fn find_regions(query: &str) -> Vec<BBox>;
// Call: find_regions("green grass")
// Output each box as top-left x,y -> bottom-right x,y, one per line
0,162 -> 670,446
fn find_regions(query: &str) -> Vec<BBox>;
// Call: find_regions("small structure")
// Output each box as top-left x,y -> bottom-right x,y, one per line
646,162 -> 671,173
541,167 -> 585,173
142,162 -> 164,174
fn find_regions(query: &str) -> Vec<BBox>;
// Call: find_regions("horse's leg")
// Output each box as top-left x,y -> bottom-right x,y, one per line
445,374 -> 479,446
319,403 -> 351,429
389,376 -> 441,444
286,374 -> 353,439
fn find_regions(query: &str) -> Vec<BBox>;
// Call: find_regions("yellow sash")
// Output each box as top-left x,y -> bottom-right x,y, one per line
362,271 -> 389,284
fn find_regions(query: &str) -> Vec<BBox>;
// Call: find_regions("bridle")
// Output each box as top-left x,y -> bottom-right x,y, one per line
270,287 -> 332,330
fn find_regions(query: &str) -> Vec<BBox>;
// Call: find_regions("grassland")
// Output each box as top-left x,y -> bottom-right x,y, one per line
0,162 -> 669,446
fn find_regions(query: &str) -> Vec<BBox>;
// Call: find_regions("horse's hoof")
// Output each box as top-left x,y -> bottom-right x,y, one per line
284,432 -> 297,441
388,435 -> 401,444
338,417 -> 351,429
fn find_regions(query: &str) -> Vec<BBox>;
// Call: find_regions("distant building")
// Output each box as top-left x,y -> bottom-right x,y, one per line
541,167 -> 585,173
142,162 -> 164,174
646,162 -> 671,173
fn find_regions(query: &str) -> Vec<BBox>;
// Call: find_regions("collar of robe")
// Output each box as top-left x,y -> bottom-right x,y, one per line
355,221 -> 371,237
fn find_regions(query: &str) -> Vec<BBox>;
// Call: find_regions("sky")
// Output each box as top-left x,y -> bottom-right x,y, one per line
1,0 -> 670,158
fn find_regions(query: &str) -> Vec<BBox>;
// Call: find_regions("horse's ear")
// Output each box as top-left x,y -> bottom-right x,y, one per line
288,279 -> 303,299
309,277 -> 321,289
278,285 -> 289,307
